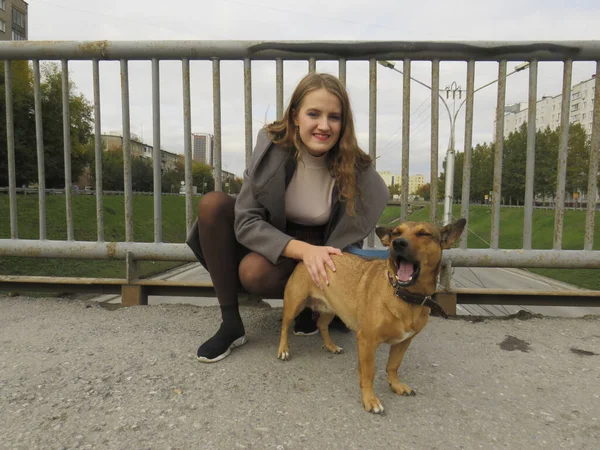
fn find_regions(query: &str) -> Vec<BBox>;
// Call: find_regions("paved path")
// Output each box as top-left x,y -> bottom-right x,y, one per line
1,295 -> 599,449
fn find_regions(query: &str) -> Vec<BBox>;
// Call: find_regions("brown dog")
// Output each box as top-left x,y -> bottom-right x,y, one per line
277,218 -> 466,413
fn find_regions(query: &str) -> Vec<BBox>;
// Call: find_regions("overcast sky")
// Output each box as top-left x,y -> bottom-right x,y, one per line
26,0 -> 600,180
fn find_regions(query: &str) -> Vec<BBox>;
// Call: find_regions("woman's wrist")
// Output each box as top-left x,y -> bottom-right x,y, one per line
282,239 -> 312,261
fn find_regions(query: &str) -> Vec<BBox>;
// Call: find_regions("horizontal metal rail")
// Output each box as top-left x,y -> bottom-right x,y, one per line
2,40 -> 600,61
2,276 -> 598,308
453,289 -> 600,307
1,240 -> 599,269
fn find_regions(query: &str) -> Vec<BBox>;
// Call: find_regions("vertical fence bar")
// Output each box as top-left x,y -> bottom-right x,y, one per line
244,58 -> 253,168
309,57 -> 316,73
276,58 -> 284,121
92,59 -> 104,242
212,58 -> 222,192
400,59 -> 411,221
430,60 -> 440,224
33,60 -> 46,240
523,60 -> 538,250
182,58 -> 193,234
459,60 -> 475,249
4,60 -> 17,239
553,59 -> 573,250
368,58 -> 377,247
584,61 -> 600,250
120,59 -> 133,242
338,58 -> 346,87
491,60 -> 507,249
61,60 -> 74,241
152,58 -> 162,242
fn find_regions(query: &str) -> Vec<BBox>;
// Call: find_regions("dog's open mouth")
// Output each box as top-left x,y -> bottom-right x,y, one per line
394,257 -> 420,286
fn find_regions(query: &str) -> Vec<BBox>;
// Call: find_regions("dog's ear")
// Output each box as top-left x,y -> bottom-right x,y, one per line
440,218 -> 466,249
375,226 -> 392,246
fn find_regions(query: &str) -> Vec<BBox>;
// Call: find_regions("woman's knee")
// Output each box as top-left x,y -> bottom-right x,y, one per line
197,191 -> 234,226
238,254 -> 268,293
238,254 -> 295,296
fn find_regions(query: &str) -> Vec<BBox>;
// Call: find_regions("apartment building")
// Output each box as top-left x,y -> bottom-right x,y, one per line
0,0 -> 28,41
378,171 -> 426,194
192,133 -> 214,166
101,134 -> 179,172
408,174 -> 426,195
503,75 -> 596,137
378,171 -> 401,188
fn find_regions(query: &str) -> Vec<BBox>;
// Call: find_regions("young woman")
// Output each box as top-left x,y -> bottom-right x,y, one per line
186,72 -> 389,363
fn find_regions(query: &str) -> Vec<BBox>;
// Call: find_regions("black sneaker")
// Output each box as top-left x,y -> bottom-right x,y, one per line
293,308 -> 318,336
197,321 -> 247,363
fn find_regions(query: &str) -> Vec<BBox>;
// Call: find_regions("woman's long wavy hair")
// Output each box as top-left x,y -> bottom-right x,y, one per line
265,73 -> 372,216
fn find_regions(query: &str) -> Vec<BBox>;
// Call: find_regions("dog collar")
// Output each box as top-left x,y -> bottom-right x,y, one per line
387,272 -> 448,319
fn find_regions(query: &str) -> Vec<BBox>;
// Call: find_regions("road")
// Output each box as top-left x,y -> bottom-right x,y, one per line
2,294 -> 599,449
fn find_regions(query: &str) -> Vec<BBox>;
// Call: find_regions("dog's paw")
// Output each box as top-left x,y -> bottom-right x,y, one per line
362,395 -> 385,414
277,349 -> 290,361
389,381 -> 416,396
322,343 -> 344,354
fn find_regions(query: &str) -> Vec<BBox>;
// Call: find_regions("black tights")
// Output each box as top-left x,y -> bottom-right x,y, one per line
196,192 -> 297,313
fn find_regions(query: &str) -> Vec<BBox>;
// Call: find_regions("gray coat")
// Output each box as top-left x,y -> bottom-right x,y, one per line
186,128 -> 389,266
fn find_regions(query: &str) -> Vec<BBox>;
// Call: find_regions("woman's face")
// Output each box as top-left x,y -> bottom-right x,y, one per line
293,88 -> 342,157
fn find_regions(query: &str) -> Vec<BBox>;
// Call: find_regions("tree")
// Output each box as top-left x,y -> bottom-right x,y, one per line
438,121 -> 595,207
502,123 -> 528,204
99,149 -> 124,191
229,177 -> 243,194
160,158 -> 214,194
464,142 -> 493,203
417,183 -> 431,201
566,123 -> 591,195
40,63 -> 94,188
131,156 -> 153,192
192,161 -> 214,193
453,151 -> 464,202
534,126 -> 559,202
0,62 -> 94,188
388,183 -> 400,198
0,60 -> 36,186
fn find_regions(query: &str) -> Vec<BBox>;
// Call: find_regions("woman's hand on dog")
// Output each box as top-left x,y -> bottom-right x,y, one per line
282,240 -> 343,289
302,244 -> 343,289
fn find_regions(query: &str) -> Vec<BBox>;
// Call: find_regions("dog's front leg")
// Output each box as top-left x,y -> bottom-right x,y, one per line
386,338 -> 416,396
357,330 -> 384,414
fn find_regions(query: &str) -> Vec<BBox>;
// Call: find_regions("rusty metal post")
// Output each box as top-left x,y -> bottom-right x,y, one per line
121,285 -> 147,306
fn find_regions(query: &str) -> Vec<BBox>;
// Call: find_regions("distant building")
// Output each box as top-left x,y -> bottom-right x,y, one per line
192,133 -> 214,166
378,171 -> 426,194
378,171 -> 401,188
409,174 -> 426,194
0,0 -> 28,41
100,134 -> 180,172
501,75 -> 596,137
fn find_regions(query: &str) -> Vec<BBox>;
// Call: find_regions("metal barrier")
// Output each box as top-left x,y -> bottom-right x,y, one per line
1,41 -> 600,308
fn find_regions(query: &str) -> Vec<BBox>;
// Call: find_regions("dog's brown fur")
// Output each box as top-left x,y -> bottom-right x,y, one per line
277,218 -> 466,413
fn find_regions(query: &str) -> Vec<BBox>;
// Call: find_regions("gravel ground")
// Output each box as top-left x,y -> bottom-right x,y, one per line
1,295 -> 599,450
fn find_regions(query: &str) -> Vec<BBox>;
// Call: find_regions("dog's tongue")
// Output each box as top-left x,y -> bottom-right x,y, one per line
397,261 -> 414,282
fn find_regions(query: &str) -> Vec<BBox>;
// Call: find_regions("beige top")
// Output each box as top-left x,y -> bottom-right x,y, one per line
285,150 -> 335,226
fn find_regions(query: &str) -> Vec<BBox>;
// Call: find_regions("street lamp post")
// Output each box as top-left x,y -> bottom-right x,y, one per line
378,61 -> 529,224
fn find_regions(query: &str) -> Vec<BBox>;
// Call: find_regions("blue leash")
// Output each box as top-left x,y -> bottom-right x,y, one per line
345,246 -> 389,260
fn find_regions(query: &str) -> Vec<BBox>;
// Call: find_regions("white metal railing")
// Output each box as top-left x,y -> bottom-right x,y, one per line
1,40 -> 599,299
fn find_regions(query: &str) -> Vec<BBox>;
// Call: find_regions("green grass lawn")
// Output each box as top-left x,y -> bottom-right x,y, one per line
380,204 -> 600,290
0,194 -> 198,280
1,195 -> 599,290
